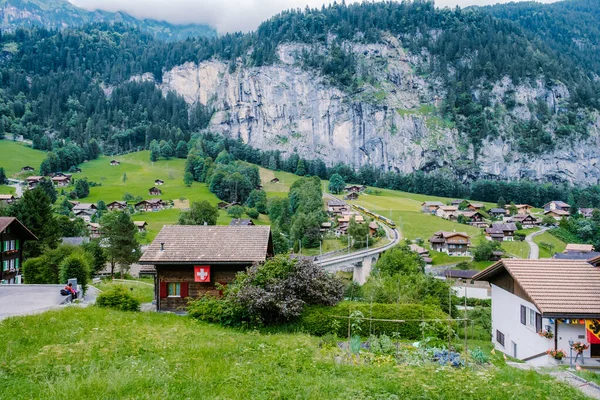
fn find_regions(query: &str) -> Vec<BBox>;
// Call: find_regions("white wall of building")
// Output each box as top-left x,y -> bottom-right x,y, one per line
556,322 -> 590,362
453,286 -> 490,299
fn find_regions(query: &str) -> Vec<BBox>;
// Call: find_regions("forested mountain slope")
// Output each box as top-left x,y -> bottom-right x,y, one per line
1,1 -> 599,184
0,0 -> 215,41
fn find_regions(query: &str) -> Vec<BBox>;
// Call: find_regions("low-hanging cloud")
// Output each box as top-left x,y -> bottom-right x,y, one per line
69,0 -> 559,34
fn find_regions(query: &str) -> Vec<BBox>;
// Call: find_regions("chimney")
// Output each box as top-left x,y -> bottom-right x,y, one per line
160,242 -> 164,251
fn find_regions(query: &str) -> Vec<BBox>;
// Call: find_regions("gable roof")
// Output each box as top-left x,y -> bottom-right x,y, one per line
327,200 -> 346,207
487,223 -> 517,233
73,203 -> 96,211
516,204 -> 533,208
468,203 -> 484,208
489,208 -> 506,213
544,209 -> 570,216
438,206 -> 458,212
139,225 -> 272,264
0,217 -> 38,241
422,201 -> 445,207
473,259 -> 600,317
565,244 -> 594,253
0,194 -> 15,200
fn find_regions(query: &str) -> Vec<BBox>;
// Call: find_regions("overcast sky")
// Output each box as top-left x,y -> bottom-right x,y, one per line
70,0 -> 560,34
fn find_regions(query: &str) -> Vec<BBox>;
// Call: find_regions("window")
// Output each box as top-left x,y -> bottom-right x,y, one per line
521,305 -> 542,332
520,305 -> 526,325
496,330 -> 505,347
529,309 -> 535,327
168,283 -> 181,297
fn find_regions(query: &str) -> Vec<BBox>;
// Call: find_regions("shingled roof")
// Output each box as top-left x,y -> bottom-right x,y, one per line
139,225 -> 272,264
0,217 -> 38,240
473,259 -> 600,318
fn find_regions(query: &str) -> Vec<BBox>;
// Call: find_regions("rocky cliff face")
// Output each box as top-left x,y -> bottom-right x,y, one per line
159,38 -> 600,184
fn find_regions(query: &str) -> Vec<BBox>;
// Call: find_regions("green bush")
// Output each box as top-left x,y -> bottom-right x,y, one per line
296,301 -> 452,339
246,208 -> 259,219
96,287 -> 140,312
59,254 -> 90,293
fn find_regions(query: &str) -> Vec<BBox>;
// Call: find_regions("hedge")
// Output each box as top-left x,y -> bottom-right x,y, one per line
297,301 -> 451,339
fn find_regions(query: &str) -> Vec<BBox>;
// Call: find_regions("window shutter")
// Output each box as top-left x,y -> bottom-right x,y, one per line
180,282 -> 189,298
159,282 -> 167,298
536,312 -> 542,333
16,240 -> 19,250
520,306 -> 526,325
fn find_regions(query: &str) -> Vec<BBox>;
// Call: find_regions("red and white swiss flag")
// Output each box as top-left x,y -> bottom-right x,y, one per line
194,266 -> 210,283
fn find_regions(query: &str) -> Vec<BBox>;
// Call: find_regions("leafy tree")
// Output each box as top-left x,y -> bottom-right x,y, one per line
328,173 -> 346,194
246,189 -> 267,214
178,200 -> 218,225
82,239 -> 108,275
96,200 -> 107,212
55,215 -> 87,237
37,177 -> 58,204
271,228 -> 290,254
183,172 -> 194,187
472,241 -> 503,262
101,211 -> 141,276
246,208 -> 259,219
0,167 -> 7,185
227,205 -> 245,219
59,254 -> 90,294
497,197 -> 506,209
160,141 -> 173,159
150,139 -> 160,162
74,178 -> 90,198
348,217 -> 369,249
508,202 -> 518,216
375,245 -> 425,276
542,215 -> 557,226
176,140 -> 188,158
122,172 -> 127,183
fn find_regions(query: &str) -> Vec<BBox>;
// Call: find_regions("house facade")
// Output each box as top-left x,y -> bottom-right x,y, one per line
149,187 -> 162,196
421,201 -> 444,213
461,211 -> 487,227
429,231 -> 470,256
0,195 -> 16,204
474,259 -> 600,366
135,199 -> 166,212
0,217 -> 37,284
544,209 -> 570,221
508,214 -> 540,227
107,201 -> 127,211
134,221 -> 148,232
544,201 -> 570,213
139,225 -> 273,312
516,204 -> 534,215
436,206 -> 458,220
486,223 -> 517,242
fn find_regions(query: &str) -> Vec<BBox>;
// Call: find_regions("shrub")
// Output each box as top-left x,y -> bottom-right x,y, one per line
296,301 -> 452,339
246,208 -> 259,219
96,287 -> 140,311
59,254 -> 90,293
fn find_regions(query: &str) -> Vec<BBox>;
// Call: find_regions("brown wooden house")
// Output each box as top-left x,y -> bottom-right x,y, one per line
345,192 -> 359,201
139,225 -> 274,312
429,231 -> 471,256
0,217 -> 37,284
0,194 -> 16,204
135,199 -> 166,212
217,201 -> 230,210
107,201 -> 127,211
148,187 -> 162,196
21,166 -> 34,172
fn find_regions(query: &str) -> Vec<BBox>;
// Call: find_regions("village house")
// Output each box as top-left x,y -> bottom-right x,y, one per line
154,179 -> 164,186
0,194 -> 16,204
336,214 -> 364,235
110,160 -> 120,166
579,208 -> 595,219
508,214 -> 540,228
106,201 -> 127,211
139,225 -> 274,312
436,206 -> 458,220
327,200 -> 349,215
486,223 -> 518,242
230,219 -> 255,226
467,202 -> 485,211
25,176 -> 43,189
344,192 -> 359,201
474,259 -> 600,366
460,211 -> 488,228
148,187 -> 162,196
421,201 -> 445,213
489,208 -> 507,218
134,221 -> 148,233
87,222 -> 101,238
0,217 -> 37,284
409,244 -> 432,264
553,244 -> 600,261
320,222 -> 332,233
544,201 -> 570,213
515,204 -> 534,215
270,178 -> 280,184
429,231 -> 471,256
544,209 -> 570,221
450,199 -> 466,207
21,166 -> 34,172
135,199 -> 166,212
345,185 -> 366,193
73,203 -> 97,222
51,176 -> 71,187
368,221 -> 379,236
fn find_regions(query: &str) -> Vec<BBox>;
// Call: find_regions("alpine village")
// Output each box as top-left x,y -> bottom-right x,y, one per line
1,0 -> 600,398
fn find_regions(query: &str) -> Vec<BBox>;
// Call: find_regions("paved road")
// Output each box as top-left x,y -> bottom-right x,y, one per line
0,285 -> 66,320
525,227 -> 549,259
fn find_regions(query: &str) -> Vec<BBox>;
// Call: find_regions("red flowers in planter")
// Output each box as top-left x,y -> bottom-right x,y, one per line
571,342 -> 590,354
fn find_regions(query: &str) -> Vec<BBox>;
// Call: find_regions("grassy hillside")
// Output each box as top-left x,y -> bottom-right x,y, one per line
0,308 -> 587,399
534,232 -> 567,258
0,140 -> 46,177
501,241 -> 530,259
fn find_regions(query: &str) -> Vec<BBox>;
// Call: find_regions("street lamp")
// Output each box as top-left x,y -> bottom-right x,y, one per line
569,339 -> 574,369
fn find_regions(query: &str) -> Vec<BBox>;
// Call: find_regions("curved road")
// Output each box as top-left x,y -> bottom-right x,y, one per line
525,227 -> 548,259
317,194 -> 402,267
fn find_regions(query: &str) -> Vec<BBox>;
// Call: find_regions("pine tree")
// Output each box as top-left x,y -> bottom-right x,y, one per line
37,177 -> 57,203
0,167 -> 7,185
101,211 -> 141,276
295,159 -> 307,176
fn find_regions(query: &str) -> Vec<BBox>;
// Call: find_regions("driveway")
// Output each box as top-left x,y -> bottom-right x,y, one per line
0,285 -> 67,320
525,228 -> 549,259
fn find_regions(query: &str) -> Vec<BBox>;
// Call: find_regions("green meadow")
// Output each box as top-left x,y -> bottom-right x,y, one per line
534,231 -> 567,258
0,307 -> 587,400
0,140 -> 46,177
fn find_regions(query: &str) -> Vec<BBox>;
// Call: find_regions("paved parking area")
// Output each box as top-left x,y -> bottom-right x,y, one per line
0,285 -> 66,320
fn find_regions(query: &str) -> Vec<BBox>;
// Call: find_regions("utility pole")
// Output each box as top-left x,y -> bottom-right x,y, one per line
299,240 -> 302,255
464,279 -> 468,354
348,234 -> 350,254
366,234 -> 369,250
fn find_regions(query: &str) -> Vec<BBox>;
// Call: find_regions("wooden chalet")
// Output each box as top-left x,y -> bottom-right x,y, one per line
20,166 -> 34,172
450,199 -> 466,207
421,201 -> 445,213
467,203 -> 484,211
217,201 -> 231,210
87,222 -> 101,238
270,178 -> 280,184
0,217 -> 37,284
327,200 -> 348,215
508,214 -> 540,227
461,211 -> 488,227
544,201 -> 570,213
155,179 -> 165,186
134,221 -> 148,232
149,187 -> 162,196
544,209 -> 570,221
489,208 -> 507,217
579,208 -> 595,219
515,204 -> 534,215
369,221 -> 379,236
229,219 -> 255,226
320,222 -> 332,233
107,201 -> 127,211
0,194 -> 16,204
135,199 -> 166,212
436,206 -> 458,220
110,160 -> 120,166
51,175 -> 71,187
429,231 -> 470,256
139,225 -> 274,312
25,176 -> 43,188
486,223 -> 518,242
345,192 -> 359,201
345,185 -> 366,193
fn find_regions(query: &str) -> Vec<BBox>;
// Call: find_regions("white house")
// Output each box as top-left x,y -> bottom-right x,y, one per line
474,259 -> 600,366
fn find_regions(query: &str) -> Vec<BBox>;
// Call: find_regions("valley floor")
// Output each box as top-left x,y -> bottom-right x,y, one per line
0,307 -> 589,400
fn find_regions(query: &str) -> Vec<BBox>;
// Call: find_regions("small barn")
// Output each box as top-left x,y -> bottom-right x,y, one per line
107,201 -> 127,211
110,160 -> 120,166
134,221 -> 148,232
149,187 -> 162,196
155,179 -> 164,186
139,225 -> 274,312
270,178 -> 280,184
21,166 -> 34,172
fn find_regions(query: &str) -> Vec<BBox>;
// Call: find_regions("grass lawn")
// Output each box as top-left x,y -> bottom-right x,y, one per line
430,252 -> 471,266
299,237 -> 346,256
352,188 -> 485,243
259,167 -> 301,197
470,260 -> 496,270
502,240 -> 530,259
0,184 -> 16,194
534,232 -> 567,258
0,139 -> 46,177
93,278 -> 155,303
0,307 -> 587,399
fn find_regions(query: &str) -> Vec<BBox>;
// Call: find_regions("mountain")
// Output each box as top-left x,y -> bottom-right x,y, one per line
0,0 -> 216,41
1,1 -> 600,184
